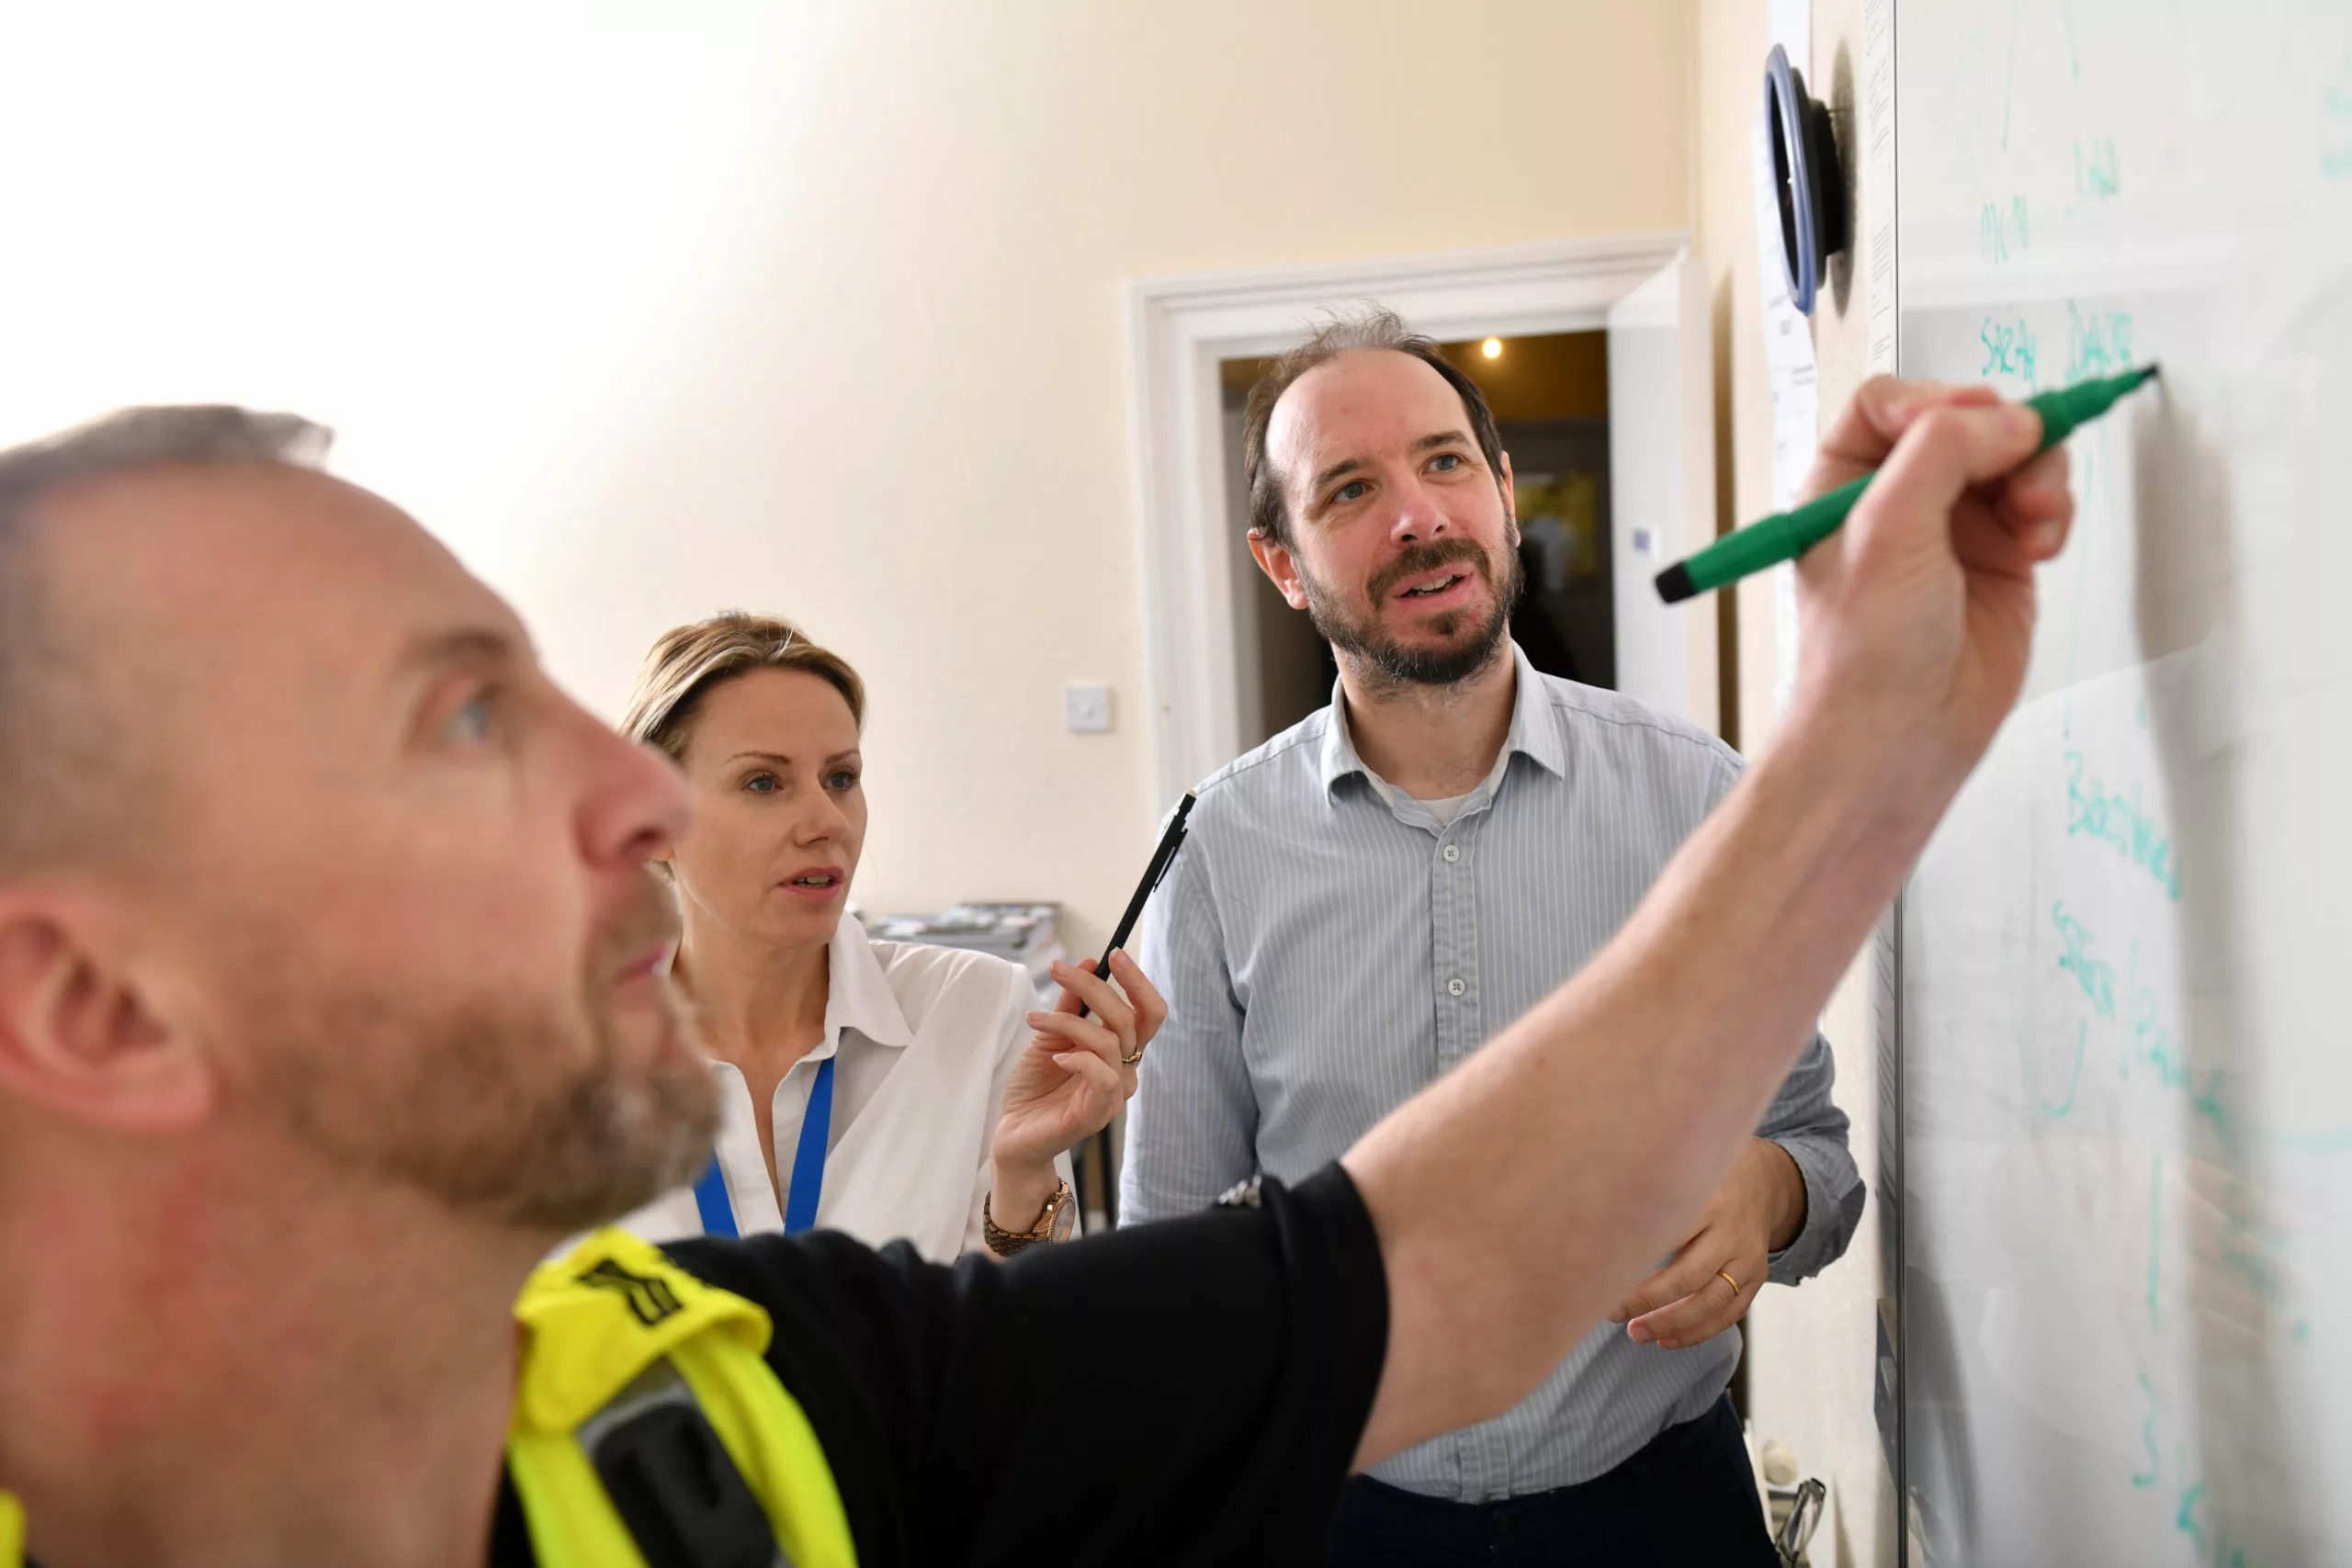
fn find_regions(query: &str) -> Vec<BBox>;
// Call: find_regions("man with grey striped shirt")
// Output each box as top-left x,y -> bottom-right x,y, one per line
1122,309 -> 1863,1566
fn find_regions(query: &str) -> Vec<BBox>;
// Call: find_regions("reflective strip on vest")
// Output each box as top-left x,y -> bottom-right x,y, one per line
509,1227 -> 858,1568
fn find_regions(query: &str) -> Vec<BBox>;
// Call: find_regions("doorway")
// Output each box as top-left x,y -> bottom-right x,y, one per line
1217,330 -> 1614,750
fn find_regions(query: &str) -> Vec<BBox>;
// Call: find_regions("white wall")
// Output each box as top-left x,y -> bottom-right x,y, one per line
0,0 -> 1698,948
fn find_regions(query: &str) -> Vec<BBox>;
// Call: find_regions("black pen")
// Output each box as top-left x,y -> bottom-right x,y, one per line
1074,791 -> 1196,1019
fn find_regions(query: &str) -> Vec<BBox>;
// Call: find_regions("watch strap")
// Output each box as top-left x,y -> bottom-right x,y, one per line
984,1178 -> 1072,1257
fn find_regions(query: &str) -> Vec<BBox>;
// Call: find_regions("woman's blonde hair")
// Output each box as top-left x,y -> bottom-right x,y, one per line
620,612 -> 865,763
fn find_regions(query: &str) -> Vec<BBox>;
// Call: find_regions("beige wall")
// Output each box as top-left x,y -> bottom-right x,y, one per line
1695,1 -> 1903,1562
0,2 -> 1701,951
1692,0 -> 1780,756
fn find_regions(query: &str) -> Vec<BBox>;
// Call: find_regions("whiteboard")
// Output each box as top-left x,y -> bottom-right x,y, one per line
1894,3 -> 2352,1564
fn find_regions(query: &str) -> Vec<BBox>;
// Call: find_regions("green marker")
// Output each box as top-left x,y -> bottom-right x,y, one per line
1654,364 -> 2160,604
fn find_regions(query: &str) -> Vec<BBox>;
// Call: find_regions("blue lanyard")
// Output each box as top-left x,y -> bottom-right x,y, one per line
691,1054 -> 836,1240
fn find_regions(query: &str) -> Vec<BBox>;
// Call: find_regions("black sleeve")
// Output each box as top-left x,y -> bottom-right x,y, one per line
662,1164 -> 1388,1568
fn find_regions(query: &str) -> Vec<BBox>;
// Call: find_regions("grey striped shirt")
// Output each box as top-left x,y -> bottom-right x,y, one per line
1120,643 -> 1863,1501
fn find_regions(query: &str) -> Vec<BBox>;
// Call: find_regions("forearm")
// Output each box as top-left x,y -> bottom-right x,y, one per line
1344,705 -> 1946,1465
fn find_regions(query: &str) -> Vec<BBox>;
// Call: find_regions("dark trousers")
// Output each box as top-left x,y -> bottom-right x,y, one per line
1325,1395 -> 1781,1567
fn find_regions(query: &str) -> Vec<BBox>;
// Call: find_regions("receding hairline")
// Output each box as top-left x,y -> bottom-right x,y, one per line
1264,349 -> 1487,498
1242,309 -> 1512,549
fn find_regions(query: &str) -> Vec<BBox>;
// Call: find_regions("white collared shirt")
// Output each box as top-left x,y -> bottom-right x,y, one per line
618,913 -> 1071,1262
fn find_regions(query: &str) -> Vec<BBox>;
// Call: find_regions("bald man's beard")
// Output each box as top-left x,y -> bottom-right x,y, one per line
237,882 -> 718,1233
1299,529 -> 1523,691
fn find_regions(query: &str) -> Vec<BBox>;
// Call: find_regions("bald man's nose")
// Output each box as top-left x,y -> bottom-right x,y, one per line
579,713 -> 692,869
1387,478 -> 1452,544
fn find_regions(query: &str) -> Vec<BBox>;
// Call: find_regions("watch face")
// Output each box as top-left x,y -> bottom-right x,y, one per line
1048,1192 -> 1079,1241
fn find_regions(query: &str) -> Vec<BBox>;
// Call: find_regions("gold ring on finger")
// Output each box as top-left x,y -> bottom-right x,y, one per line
1121,1047 -> 1145,1066
1716,1269 -> 1741,1296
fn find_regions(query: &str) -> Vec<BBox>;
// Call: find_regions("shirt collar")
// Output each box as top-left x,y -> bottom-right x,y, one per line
821,912 -> 915,1051
1500,641 -> 1570,781
1318,640 -> 1566,802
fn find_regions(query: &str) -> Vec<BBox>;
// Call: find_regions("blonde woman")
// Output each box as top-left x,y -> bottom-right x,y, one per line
615,613 -> 1159,1260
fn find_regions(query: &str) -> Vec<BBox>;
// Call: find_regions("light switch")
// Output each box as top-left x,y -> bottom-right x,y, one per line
1064,684 -> 1112,733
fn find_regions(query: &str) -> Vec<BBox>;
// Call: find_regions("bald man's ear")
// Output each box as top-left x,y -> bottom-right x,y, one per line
0,891 -> 213,1131
1248,531 -> 1313,612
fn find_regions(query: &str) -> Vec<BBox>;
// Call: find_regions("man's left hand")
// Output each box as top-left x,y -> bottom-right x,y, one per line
1610,1138 -> 1808,1350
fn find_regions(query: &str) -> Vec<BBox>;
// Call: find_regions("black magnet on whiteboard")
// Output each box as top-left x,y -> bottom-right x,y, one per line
1764,42 -> 1847,317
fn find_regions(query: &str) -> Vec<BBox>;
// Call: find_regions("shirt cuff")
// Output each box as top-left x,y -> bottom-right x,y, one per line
1763,1134 -> 1866,1285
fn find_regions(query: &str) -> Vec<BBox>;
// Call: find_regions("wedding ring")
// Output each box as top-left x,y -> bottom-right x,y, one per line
1716,1269 -> 1741,1296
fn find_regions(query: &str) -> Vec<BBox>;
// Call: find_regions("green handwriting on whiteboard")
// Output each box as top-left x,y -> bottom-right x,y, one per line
2065,303 -> 2134,382
2064,750 -> 2182,898
2324,64 -> 2352,179
2025,1018 -> 2087,1118
2132,1373 -> 2257,1567
2120,956 -> 2227,1146
2053,890 -> 2352,1152
2073,136 -> 2121,208
2219,1180 -> 2300,1330
2052,900 -> 2116,1019
2132,1373 -> 2159,1487
1979,196 -> 2030,264
1980,315 -> 2040,388
2047,903 -> 2232,1147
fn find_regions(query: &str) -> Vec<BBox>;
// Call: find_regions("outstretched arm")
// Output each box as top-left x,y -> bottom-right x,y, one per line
1344,379 -> 2075,1466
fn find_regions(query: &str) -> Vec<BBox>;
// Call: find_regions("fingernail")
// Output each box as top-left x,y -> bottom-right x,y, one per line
2030,516 -> 2066,554
1627,1324 -> 1650,1343
2005,404 -> 2042,442
1659,1338 -> 1681,1350
1026,1011 -> 1052,1027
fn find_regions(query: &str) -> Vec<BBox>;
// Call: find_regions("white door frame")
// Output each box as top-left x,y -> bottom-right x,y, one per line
1125,231 -> 1698,809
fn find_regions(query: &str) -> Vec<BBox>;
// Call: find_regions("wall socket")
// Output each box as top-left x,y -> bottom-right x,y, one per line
1064,683 -> 1113,733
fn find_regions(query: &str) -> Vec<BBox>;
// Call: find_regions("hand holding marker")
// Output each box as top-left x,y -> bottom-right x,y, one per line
1654,366 -> 2159,604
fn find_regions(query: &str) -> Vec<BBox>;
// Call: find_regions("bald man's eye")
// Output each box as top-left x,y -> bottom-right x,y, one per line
1332,479 -> 1369,504
439,689 -> 497,745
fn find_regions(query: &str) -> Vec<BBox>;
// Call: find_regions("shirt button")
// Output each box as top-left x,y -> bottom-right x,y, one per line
1447,977 -> 1467,998
1442,843 -> 1461,863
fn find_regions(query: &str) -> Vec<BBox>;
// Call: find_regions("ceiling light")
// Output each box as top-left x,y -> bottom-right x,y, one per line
1481,338 -> 1503,359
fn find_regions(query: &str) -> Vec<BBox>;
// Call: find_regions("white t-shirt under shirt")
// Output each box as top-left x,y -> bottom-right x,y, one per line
1347,706 -> 1516,828
616,912 -> 1073,1263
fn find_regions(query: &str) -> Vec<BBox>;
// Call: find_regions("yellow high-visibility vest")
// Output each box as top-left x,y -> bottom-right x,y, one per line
0,1229 -> 857,1568
509,1226 -> 859,1568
